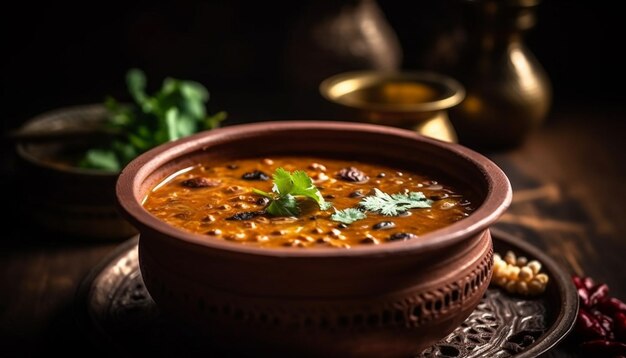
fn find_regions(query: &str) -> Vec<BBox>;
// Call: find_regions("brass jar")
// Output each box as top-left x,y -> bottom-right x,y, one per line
448,0 -> 552,149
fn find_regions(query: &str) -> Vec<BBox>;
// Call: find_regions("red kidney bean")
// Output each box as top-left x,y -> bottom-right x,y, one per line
580,340 -> 626,356
583,277 -> 596,291
592,310 -> 615,341
574,275 -> 596,308
578,287 -> 591,307
589,284 -> 610,307
572,275 -> 596,291
572,275 -> 626,357
573,275 -> 587,290
577,309 -> 609,340
597,297 -> 626,317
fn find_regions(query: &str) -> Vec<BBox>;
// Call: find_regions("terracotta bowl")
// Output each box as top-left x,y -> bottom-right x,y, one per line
116,121 -> 511,357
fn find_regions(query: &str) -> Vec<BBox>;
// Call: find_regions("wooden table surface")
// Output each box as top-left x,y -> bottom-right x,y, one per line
1,103 -> 624,357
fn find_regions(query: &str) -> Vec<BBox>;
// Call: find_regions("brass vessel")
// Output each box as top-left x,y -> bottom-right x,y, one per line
320,71 -> 465,142
447,0 -> 552,149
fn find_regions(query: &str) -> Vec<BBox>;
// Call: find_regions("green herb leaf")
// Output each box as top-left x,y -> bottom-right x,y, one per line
111,140 -> 137,165
205,111 -> 227,130
289,170 -> 329,209
165,108 -> 180,141
360,188 -> 432,216
272,168 -> 294,196
180,81 -> 209,101
266,194 -> 299,217
80,149 -> 120,172
80,69 -> 227,172
254,168 -> 332,217
126,68 -> 148,106
331,208 -> 367,224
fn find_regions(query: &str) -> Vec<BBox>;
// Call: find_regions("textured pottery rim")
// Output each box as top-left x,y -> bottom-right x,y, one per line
15,104 -> 118,177
116,121 -> 512,258
319,71 -> 466,113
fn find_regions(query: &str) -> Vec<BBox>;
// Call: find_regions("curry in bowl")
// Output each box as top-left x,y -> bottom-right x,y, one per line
143,156 -> 474,248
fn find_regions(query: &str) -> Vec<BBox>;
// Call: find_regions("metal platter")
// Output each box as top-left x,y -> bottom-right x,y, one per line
75,228 -> 578,357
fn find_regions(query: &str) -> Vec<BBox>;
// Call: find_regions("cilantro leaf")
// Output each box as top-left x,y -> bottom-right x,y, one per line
80,69 -> 227,172
253,168 -> 332,217
272,168 -> 294,196
289,170 -> 329,209
165,107 -> 180,141
205,111 -> 227,130
266,194 -> 299,217
331,208 -> 367,224
126,68 -> 148,106
360,188 -> 432,216
80,149 -> 120,172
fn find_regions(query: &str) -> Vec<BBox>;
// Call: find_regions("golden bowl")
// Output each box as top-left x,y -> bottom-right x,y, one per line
320,71 -> 465,143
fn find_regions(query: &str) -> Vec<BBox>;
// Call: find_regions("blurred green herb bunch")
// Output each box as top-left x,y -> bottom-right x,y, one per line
81,69 -> 226,171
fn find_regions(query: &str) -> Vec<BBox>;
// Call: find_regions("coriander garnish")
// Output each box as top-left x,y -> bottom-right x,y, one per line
81,69 -> 227,171
331,208 -> 367,225
253,168 -> 332,217
360,188 -> 432,216
330,188 -> 433,224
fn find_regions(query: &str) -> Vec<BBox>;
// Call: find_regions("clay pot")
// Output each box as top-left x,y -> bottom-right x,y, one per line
116,121 -> 511,357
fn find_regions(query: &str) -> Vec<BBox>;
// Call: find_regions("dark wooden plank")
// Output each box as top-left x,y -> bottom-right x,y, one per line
489,106 -> 626,299
0,223 -> 120,356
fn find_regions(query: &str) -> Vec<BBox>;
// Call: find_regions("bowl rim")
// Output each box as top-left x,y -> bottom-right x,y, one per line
319,70 -> 466,113
116,120 -> 511,258
15,103 -> 118,177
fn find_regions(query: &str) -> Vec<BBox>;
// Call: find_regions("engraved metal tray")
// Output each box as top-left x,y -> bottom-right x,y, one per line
75,228 -> 577,357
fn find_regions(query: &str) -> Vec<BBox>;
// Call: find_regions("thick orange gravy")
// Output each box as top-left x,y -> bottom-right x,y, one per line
143,156 -> 474,248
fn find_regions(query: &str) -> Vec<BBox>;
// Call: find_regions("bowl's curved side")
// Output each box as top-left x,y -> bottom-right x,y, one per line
138,228 -> 493,357
116,120 -> 511,258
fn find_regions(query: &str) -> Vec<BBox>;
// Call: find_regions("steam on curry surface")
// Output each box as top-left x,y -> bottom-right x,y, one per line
143,156 -> 475,248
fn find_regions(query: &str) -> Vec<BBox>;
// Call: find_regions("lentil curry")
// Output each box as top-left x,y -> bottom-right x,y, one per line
143,157 -> 474,248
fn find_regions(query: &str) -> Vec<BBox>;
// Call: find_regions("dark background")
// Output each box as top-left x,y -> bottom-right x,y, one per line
2,0 -> 624,132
